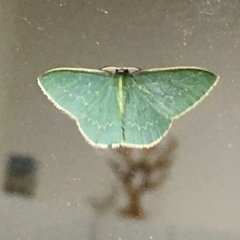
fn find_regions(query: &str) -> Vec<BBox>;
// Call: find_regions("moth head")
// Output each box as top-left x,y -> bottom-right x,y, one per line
101,67 -> 141,74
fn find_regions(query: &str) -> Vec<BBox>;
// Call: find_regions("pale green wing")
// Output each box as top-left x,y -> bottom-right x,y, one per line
38,68 -> 122,147
122,67 -> 218,147
135,67 -> 218,118
121,76 -> 172,147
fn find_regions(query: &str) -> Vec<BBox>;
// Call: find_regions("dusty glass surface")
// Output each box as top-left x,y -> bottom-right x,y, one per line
0,0 -> 240,239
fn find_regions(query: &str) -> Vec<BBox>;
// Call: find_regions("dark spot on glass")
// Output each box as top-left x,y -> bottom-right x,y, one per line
3,153 -> 39,197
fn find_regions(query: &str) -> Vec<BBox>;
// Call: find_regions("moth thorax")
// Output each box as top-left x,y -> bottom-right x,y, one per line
102,66 -> 140,74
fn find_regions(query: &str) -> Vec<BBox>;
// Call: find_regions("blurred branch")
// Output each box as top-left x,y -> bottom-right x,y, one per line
109,138 -> 178,219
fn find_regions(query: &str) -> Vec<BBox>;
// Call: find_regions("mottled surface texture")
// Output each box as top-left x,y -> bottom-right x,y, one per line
0,0 -> 240,239
39,68 -> 217,147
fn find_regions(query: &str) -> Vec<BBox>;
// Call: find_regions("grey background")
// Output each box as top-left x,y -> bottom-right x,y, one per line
0,0 -> 240,239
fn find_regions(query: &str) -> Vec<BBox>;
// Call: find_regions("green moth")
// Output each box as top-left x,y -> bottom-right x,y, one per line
38,66 -> 218,148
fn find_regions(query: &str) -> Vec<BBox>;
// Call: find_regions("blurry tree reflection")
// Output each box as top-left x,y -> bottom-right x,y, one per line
109,138 -> 178,219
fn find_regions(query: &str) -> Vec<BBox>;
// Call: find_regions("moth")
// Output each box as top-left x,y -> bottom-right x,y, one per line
38,66 -> 218,148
